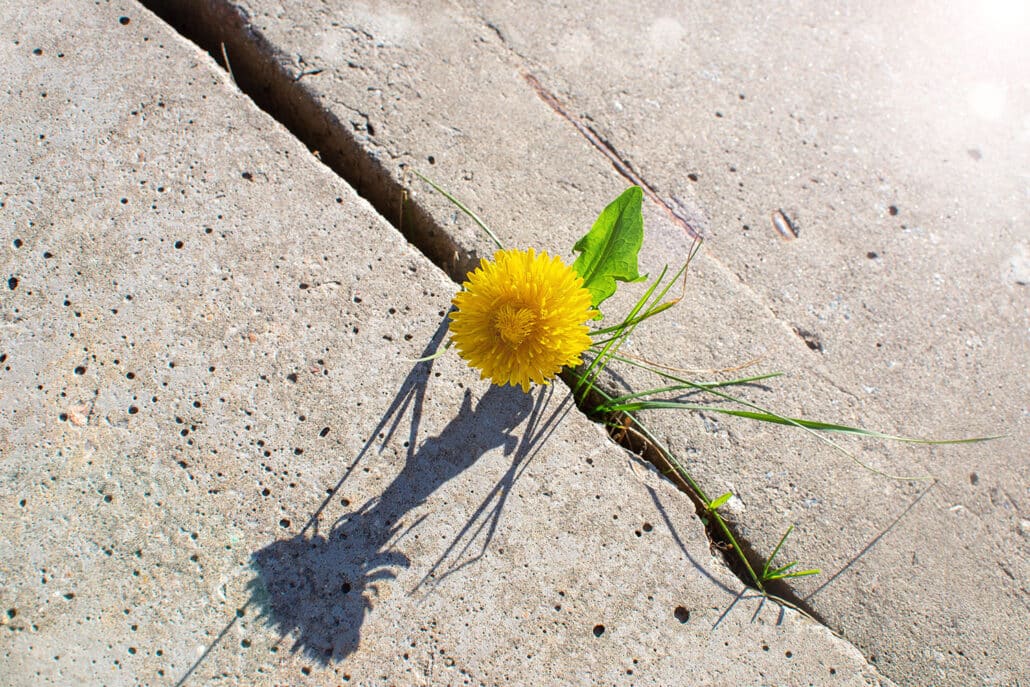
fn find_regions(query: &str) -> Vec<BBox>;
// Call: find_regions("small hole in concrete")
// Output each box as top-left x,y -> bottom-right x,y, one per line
119,16 -> 130,25
674,606 -> 690,623
592,624 -> 605,637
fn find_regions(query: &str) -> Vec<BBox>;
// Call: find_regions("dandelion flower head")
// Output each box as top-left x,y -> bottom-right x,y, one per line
450,248 -> 593,392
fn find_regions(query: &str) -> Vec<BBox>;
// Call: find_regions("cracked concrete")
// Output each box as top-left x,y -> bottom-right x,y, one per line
131,1 -> 1030,685
0,1 -> 901,685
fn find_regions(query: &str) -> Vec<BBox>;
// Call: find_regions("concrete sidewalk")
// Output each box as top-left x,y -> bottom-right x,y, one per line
135,1 -> 1029,685
0,2 -> 895,685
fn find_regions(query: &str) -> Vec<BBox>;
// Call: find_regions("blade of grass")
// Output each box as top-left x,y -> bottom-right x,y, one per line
594,373 -> 785,407
575,265 -> 671,397
588,245 -> 697,339
765,561 -> 799,577
762,524 -> 796,580
765,568 -> 821,581
412,170 -> 504,250
602,355 -> 946,481
691,409 -> 1004,445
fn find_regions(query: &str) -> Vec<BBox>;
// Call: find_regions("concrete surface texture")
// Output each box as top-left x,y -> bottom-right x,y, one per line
130,1 -> 1030,685
0,2 -> 902,686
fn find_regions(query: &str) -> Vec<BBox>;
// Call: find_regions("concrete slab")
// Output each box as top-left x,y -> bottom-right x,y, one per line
0,1 -> 893,685
135,1 -> 1030,684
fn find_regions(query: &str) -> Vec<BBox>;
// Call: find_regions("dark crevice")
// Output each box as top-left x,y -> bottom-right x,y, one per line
793,326 -> 825,353
142,0 -> 827,627
563,372 -> 830,626
139,0 -> 476,282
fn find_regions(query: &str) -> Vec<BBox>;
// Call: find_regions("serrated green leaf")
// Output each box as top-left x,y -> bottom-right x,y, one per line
572,186 -> 646,310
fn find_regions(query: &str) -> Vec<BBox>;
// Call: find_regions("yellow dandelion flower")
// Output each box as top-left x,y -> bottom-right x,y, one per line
450,248 -> 594,392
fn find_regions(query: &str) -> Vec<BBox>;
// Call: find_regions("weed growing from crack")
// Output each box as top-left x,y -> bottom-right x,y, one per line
416,173 -> 999,596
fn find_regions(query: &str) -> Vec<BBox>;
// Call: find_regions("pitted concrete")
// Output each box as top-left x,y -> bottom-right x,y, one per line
131,0 -> 1030,684
0,1 -> 897,685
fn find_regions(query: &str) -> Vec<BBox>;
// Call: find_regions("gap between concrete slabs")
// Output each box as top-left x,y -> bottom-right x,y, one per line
0,1 -> 898,685
132,0 -> 812,604
124,0 -> 889,636
129,2 -> 1030,685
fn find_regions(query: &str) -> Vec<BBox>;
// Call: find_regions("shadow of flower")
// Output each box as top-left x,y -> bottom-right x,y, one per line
248,382 -> 538,663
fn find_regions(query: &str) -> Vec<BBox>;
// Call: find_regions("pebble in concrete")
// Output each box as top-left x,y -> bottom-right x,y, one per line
0,2 -> 895,685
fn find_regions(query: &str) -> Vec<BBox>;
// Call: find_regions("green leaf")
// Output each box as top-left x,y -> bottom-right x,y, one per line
764,568 -> 821,581
572,186 -> 646,310
708,492 -> 733,511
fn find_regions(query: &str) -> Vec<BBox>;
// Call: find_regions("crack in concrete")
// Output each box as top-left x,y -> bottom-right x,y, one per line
140,0 -> 475,283
522,72 -> 703,241
138,0 -> 833,636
